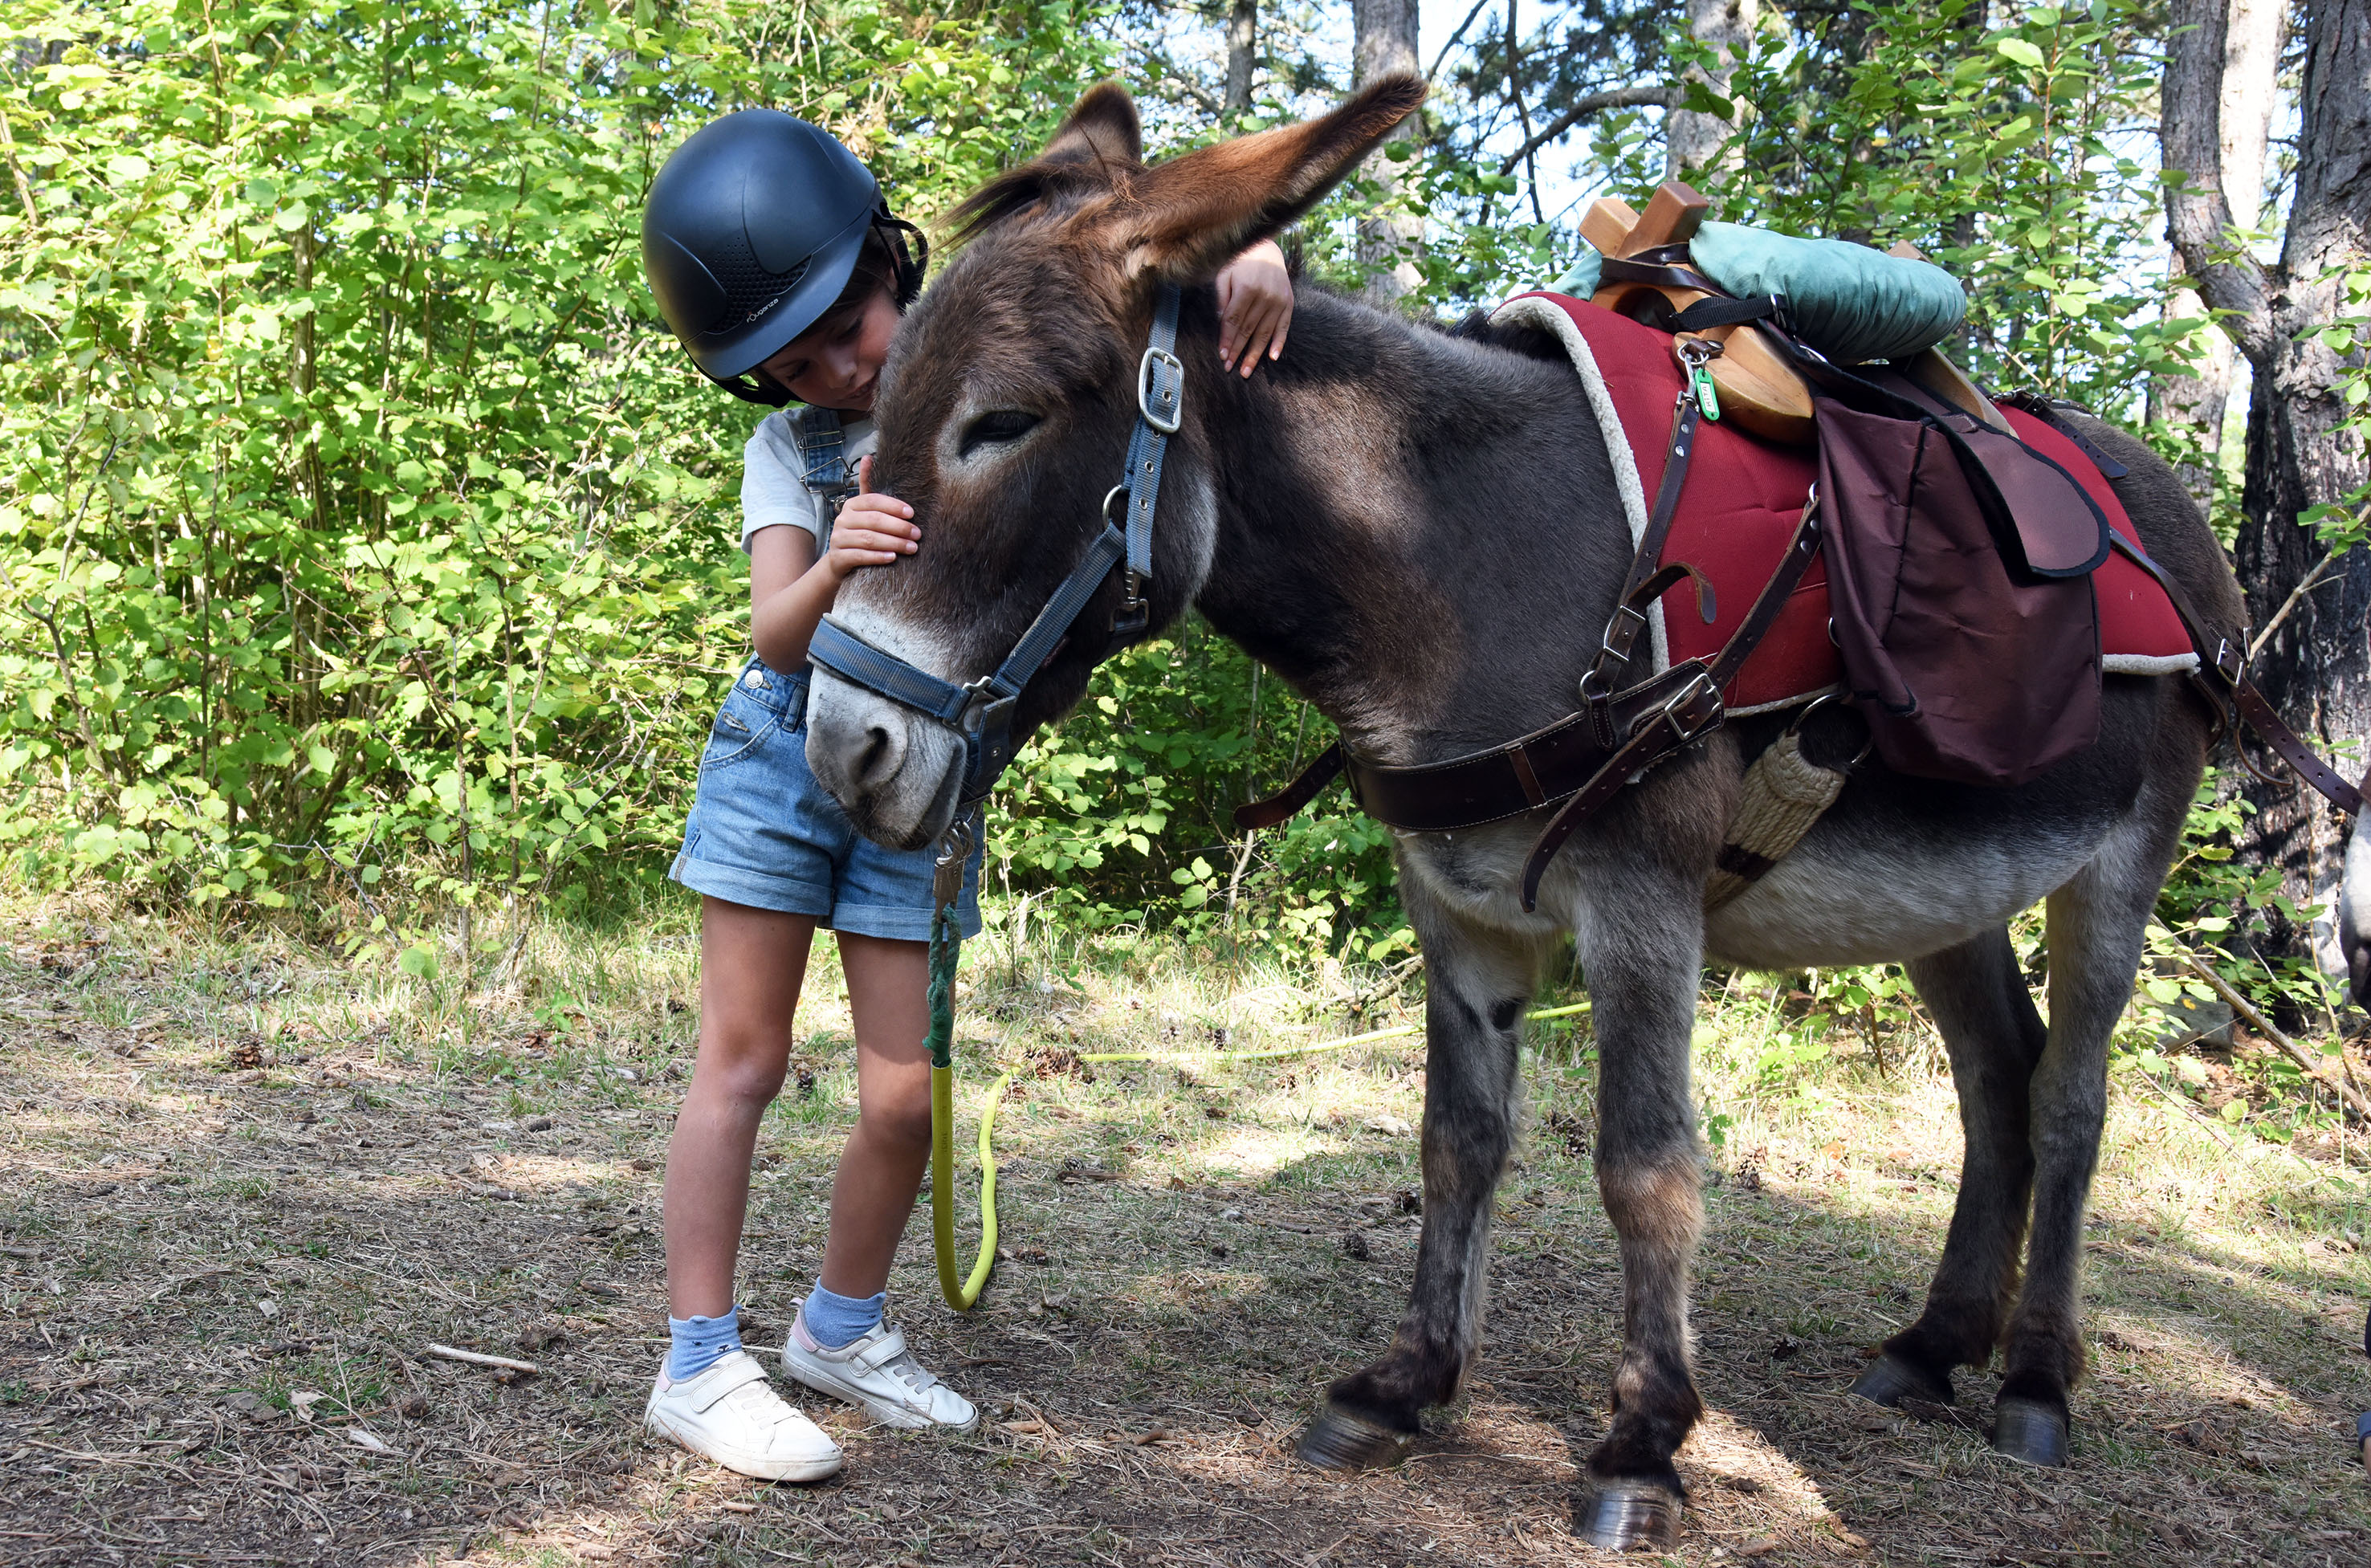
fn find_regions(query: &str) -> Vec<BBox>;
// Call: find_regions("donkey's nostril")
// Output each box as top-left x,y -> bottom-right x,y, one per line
854,722 -> 904,790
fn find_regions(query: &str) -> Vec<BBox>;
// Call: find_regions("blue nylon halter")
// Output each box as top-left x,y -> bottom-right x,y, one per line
806,284 -> 1186,809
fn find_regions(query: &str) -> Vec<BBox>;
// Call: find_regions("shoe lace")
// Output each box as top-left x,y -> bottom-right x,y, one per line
885,1349 -> 939,1395
726,1378 -> 796,1422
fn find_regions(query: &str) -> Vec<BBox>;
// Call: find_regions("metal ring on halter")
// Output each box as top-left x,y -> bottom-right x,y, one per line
1789,690 -> 1874,769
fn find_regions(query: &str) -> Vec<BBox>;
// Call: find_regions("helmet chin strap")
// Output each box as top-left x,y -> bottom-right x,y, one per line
875,209 -> 930,307
706,367 -> 795,407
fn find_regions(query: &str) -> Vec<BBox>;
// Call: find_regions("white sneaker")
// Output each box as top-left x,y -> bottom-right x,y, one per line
643,1350 -> 843,1481
783,1313 -> 979,1432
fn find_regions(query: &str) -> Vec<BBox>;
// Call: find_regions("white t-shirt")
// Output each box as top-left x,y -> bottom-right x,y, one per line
739,409 -> 878,554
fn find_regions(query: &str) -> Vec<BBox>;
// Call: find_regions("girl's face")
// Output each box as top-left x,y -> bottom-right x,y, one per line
758,287 -> 898,413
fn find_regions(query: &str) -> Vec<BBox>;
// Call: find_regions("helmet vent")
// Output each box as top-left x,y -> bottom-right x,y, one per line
700,238 -> 813,336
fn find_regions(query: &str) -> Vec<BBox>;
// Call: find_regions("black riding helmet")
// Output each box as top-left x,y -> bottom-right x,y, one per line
642,109 -> 925,406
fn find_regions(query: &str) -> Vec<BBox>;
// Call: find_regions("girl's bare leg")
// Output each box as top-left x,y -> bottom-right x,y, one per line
817,932 -> 934,1298
664,898 -> 814,1319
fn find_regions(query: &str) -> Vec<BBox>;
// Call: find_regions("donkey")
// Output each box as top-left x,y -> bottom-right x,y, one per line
802,78 -> 2241,1548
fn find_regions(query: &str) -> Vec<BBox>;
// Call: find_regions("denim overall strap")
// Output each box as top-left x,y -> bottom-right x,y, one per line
790,405 -> 858,548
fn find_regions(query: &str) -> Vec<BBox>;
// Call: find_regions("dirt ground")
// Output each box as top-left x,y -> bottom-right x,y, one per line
3,908 -> 2369,1566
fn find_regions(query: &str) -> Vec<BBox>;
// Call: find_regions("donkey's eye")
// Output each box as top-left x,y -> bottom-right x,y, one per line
958,409 -> 1041,458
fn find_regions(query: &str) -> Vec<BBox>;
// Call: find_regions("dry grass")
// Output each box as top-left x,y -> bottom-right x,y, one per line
2,893 -> 2368,1567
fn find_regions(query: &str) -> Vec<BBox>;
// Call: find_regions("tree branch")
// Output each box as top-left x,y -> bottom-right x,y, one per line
1428,0 -> 1493,83
1497,84 -> 1670,174
2161,0 -> 2278,366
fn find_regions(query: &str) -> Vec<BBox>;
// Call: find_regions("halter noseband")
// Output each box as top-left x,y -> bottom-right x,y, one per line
805,284 -> 1187,812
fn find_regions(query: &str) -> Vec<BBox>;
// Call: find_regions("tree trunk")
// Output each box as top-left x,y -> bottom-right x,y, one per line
1225,0 -> 1257,116
2150,0 -> 2283,509
1353,0 -> 1421,303
1668,0 -> 1758,177
2167,0 -> 2371,975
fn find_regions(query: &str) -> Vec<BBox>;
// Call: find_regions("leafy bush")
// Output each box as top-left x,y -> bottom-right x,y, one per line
0,0 -> 1108,959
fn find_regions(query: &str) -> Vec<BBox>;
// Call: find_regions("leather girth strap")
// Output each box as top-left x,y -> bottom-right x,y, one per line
1236,488 -> 1825,913
2104,532 -> 2366,817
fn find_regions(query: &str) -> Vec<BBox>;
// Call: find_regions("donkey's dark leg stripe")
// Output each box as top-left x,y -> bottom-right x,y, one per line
1318,874 -> 1544,1445
1887,929 -> 2047,1388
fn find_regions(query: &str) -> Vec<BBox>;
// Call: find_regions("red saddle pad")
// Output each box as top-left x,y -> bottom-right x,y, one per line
1507,292 -> 2194,712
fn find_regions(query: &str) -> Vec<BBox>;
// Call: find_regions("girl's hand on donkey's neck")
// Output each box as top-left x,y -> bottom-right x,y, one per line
1216,239 -> 1293,377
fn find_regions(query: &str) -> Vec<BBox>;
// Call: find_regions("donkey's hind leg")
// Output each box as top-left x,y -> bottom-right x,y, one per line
1990,788 -> 2187,1466
1296,885 -> 1546,1472
1852,927 -> 2047,1411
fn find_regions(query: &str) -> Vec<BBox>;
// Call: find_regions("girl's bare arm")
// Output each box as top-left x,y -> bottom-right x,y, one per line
748,455 -> 920,670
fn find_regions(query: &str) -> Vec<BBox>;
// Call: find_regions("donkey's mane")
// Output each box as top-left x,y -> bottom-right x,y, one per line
943,161 -> 1117,250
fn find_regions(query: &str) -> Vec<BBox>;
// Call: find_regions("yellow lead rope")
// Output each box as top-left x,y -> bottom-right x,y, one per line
923,901 -> 1591,1313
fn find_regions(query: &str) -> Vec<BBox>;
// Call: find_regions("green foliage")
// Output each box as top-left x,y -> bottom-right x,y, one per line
988,617 -> 1403,955
1701,0 -> 2207,420
0,0 -> 1107,960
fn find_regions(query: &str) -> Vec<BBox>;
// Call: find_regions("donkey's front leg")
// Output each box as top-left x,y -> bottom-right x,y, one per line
1297,886 -> 1546,1470
1575,893 -> 1709,1550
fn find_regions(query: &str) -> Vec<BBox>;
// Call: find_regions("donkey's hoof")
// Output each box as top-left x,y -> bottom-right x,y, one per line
1848,1353 -> 1952,1410
1578,1479 -> 1683,1551
1295,1406 -> 1413,1471
1991,1397 -> 2069,1467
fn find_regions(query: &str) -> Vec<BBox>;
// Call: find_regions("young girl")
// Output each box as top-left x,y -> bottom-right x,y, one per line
638,107 -> 1296,1480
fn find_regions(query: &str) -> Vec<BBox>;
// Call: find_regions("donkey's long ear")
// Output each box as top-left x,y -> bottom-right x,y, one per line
1120,74 -> 1424,283
1038,82 -> 1143,172
946,83 -> 1144,246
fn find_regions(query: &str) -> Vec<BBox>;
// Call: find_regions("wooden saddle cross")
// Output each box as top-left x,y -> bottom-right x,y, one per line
1579,181 -> 2001,444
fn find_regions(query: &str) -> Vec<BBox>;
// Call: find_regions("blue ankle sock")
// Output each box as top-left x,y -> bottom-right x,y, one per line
802,1282 -> 886,1349
666,1304 -> 743,1382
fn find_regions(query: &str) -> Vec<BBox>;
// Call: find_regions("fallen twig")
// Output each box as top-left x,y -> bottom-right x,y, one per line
2165,946 -> 2371,1122
423,1342 -> 540,1375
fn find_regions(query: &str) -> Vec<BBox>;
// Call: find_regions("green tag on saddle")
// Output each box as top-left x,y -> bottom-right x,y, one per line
1689,359 -> 1721,422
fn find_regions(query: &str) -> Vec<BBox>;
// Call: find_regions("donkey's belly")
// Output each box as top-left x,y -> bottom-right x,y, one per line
1703,816 -> 2103,968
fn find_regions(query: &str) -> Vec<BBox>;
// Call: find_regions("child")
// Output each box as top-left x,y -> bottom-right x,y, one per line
638,107 -> 1295,1480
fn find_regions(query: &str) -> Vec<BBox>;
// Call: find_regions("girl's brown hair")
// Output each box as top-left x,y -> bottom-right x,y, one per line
824,218 -> 927,320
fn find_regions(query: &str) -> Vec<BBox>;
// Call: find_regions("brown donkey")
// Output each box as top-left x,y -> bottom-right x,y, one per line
802,78 -> 2242,1548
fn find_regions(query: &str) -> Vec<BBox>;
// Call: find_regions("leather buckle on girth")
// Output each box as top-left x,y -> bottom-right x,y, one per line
1644,667 -> 1724,750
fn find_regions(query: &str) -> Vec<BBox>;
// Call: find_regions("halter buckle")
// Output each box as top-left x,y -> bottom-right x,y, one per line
1138,344 -> 1185,434
958,674 -> 1016,738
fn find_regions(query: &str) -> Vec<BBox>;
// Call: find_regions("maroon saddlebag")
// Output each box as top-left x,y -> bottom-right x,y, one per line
1811,366 -> 2112,787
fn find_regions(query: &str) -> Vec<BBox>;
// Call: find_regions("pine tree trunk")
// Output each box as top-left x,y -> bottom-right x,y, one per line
2167,0 -> 2371,975
1353,0 -> 1421,303
1225,0 -> 1257,116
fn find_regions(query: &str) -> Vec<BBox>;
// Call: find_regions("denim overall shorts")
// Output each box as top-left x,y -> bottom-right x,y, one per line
669,658 -> 983,941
